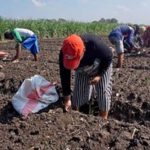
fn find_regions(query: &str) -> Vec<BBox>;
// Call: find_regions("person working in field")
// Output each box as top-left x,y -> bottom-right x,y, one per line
108,24 -> 140,68
142,26 -> 150,47
123,25 -> 147,52
4,28 -> 40,63
59,34 -> 113,120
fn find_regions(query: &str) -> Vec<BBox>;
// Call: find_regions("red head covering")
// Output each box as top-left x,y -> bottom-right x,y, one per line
62,34 -> 85,70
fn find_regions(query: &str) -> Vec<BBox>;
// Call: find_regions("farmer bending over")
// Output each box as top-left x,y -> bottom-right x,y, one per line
124,25 -> 146,52
59,34 -> 113,120
108,24 -> 140,68
142,26 -> 150,47
4,28 -> 40,63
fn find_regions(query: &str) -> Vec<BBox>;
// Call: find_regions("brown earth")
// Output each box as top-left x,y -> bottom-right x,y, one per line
0,37 -> 150,150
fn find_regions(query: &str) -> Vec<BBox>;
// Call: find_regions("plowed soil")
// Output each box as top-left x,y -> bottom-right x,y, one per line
0,37 -> 150,150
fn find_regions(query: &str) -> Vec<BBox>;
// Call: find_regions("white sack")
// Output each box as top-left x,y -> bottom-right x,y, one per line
12,75 -> 59,117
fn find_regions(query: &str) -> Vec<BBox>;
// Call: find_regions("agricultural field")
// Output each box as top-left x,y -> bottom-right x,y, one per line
0,36 -> 150,150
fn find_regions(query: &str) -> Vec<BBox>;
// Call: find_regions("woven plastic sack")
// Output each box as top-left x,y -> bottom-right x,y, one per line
12,75 -> 59,118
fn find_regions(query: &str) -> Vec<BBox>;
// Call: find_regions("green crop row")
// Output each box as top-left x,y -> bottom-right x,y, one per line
0,19 -> 118,40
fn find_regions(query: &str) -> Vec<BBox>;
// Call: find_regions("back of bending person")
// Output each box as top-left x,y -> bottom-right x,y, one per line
109,24 -> 140,68
59,34 -> 113,120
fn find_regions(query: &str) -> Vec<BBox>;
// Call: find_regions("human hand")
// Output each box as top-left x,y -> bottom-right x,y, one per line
63,96 -> 72,112
89,76 -> 101,85
133,45 -> 140,51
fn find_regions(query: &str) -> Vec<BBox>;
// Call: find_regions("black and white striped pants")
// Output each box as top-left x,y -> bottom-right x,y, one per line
72,64 -> 112,112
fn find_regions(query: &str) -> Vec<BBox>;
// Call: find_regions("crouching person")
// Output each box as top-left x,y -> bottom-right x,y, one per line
108,24 -> 140,68
143,26 -> 150,47
4,28 -> 40,62
59,34 -> 113,120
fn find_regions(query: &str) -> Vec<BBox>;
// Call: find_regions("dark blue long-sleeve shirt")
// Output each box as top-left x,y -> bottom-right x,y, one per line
109,25 -> 135,47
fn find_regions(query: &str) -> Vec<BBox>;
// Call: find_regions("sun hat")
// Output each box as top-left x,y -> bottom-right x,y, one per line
62,34 -> 85,70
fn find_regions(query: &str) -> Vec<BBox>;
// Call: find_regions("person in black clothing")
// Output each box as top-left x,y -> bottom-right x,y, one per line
59,34 -> 113,120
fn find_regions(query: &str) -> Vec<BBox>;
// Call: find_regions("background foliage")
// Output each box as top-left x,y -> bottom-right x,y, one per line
0,18 -> 118,40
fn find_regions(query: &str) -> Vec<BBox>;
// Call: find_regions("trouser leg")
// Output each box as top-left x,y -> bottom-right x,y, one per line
95,64 -> 113,112
72,72 -> 90,108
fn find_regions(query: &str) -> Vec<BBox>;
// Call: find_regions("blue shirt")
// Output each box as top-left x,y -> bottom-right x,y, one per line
109,25 -> 135,47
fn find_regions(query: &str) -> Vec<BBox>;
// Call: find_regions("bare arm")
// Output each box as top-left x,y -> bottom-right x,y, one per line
117,53 -> 124,68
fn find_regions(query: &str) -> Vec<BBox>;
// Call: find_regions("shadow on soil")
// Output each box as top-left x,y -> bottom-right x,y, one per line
0,102 -> 19,124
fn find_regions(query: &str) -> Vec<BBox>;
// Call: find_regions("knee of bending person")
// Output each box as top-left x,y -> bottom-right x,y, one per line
115,41 -> 124,54
116,47 -> 124,54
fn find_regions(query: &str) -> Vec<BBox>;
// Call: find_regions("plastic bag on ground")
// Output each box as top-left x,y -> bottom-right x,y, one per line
12,75 -> 59,118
